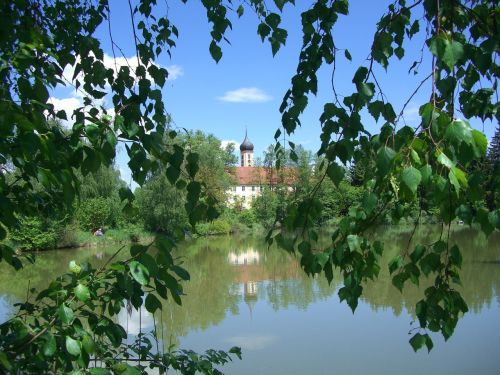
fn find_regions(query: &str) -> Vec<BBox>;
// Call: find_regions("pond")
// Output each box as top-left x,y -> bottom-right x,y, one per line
0,226 -> 499,374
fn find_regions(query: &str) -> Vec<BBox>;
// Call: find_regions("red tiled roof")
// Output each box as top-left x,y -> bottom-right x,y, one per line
228,167 -> 295,186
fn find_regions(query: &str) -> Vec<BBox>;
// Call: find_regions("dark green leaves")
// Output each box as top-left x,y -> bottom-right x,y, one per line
444,119 -> 473,148
356,82 -> 375,103
400,167 -> 421,195
82,334 -> 96,355
58,303 -> 74,324
236,5 -> 244,17
429,35 -> 464,71
209,41 -> 222,63
129,260 -> 150,286
326,162 -> 345,186
42,334 -> 56,357
257,23 -> 271,41
145,293 -> 162,313
409,333 -> 433,352
352,67 -> 368,84
376,146 -> 396,176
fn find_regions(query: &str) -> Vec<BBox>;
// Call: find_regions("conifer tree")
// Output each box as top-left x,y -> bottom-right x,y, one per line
485,124 -> 500,210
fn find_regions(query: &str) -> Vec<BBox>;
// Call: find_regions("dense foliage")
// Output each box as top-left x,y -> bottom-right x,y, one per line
0,0 -> 498,373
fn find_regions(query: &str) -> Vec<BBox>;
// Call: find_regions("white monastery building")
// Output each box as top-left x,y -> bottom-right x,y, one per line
227,132 -> 294,209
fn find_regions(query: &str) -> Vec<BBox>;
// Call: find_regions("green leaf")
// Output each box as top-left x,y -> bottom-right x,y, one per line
410,244 -> 426,263
326,162 -> 345,186
352,66 -> 368,84
362,193 -> 377,215
420,165 -> 432,185
419,253 -> 441,276
410,149 -> 421,164
409,333 -> 426,352
129,260 -> 150,286
448,169 -> 460,194
388,255 -> 402,274
172,265 -> 190,281
69,260 -> 81,274
74,284 -> 90,302
471,130 -> 487,156
85,124 -> 99,140
145,293 -> 162,313
65,336 -> 81,356
42,333 -> 56,357
377,146 -> 396,175
257,23 -> 271,42
368,100 -> 385,122
401,166 -> 421,194
138,253 -> 158,277
209,41 -> 222,63
236,5 -> 244,17
0,351 -> 12,371
430,35 -> 464,71
82,334 -> 96,355
392,272 -> 408,292
58,303 -> 74,324
112,363 -> 141,375
445,119 -> 473,147
344,49 -> 352,61
186,152 -> 199,178
166,165 -> 181,185
357,82 -> 374,102
450,245 -> 462,267
347,235 -> 361,252
90,369 -> 111,375
437,152 -> 454,169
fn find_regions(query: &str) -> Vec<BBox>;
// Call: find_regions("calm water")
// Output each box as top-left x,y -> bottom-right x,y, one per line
0,227 -> 499,374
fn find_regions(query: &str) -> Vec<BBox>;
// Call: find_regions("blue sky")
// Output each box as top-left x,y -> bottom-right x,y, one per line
49,1 -> 496,186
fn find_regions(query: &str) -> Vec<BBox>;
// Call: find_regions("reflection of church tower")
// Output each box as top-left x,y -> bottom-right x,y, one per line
240,130 -> 254,167
244,281 -> 258,318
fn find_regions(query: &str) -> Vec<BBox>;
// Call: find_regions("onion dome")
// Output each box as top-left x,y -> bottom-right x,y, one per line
239,130 -> 254,151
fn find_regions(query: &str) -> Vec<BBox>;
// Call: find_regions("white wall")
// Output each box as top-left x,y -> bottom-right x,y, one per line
227,185 -> 262,208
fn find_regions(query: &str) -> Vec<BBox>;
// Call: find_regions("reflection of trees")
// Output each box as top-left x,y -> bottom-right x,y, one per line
361,227 -> 500,316
1,227 -> 498,343
155,239 -> 241,345
0,246 -> 121,302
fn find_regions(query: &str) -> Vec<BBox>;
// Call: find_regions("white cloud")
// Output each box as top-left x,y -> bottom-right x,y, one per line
49,96 -> 81,115
48,96 -> 82,127
221,140 -> 240,150
217,87 -> 272,103
117,306 -> 154,335
402,101 -> 420,122
165,64 -> 184,80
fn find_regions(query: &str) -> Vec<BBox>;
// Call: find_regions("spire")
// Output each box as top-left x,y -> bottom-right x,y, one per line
240,129 -> 254,151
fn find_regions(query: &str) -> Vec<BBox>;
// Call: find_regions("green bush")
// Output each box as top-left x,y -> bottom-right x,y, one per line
10,216 -> 58,251
196,219 -> 232,236
76,197 -> 111,231
238,209 -> 256,227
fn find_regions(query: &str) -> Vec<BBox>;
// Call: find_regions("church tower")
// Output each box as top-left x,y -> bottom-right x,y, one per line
239,130 -> 254,167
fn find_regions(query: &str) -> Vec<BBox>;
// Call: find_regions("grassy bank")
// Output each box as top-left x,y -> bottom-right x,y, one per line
59,228 -> 155,249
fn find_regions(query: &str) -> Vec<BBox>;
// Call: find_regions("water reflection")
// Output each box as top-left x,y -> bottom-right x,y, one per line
0,227 -> 499,373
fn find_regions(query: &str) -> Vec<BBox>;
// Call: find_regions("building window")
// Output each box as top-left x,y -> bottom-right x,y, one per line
252,186 -> 255,191
233,186 -> 237,192
242,186 -> 245,192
